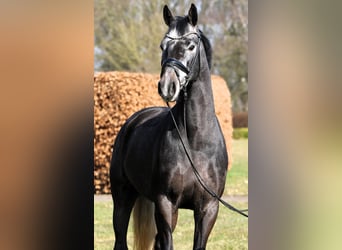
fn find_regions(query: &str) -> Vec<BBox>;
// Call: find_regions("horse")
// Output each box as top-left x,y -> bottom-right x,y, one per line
110,4 -> 228,250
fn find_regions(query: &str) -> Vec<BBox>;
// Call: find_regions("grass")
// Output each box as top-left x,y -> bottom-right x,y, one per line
225,139 -> 248,196
233,128 -> 248,139
95,201 -> 248,250
95,139 -> 248,249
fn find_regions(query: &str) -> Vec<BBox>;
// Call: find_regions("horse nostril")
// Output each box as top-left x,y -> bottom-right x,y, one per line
158,81 -> 162,96
169,81 -> 176,96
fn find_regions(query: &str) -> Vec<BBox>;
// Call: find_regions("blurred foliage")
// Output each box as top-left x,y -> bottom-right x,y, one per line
233,128 -> 248,139
95,0 -> 248,112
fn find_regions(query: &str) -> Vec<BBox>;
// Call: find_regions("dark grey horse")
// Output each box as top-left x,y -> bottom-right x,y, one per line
110,4 -> 228,250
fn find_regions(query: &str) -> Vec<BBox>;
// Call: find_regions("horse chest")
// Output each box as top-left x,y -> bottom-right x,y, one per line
161,149 -> 225,207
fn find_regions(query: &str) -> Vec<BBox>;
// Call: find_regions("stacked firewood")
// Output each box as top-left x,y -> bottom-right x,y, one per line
94,71 -> 232,194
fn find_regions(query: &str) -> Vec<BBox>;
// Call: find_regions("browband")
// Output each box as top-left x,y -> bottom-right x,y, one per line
165,31 -> 201,40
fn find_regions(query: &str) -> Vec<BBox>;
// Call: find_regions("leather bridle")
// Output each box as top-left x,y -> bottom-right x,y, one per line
160,31 -> 201,92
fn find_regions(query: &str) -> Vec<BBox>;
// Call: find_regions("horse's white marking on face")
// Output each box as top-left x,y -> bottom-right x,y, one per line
188,25 -> 197,33
167,28 -> 179,38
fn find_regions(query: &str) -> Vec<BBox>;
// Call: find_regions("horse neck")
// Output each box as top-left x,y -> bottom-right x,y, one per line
175,57 -> 216,143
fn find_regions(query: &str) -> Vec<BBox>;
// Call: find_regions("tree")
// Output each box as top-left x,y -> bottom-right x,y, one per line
95,0 -> 165,72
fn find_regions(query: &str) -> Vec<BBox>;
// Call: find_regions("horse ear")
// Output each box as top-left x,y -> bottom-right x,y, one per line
188,3 -> 198,26
163,5 -> 174,26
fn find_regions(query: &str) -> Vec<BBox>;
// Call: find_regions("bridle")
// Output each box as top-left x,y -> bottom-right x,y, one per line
160,31 -> 202,92
161,31 -> 201,138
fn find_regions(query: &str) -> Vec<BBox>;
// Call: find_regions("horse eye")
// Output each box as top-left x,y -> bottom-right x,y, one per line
160,44 -> 164,51
188,45 -> 195,51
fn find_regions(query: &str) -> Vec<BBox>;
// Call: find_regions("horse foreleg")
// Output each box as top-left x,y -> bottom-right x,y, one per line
154,195 -> 176,250
112,186 -> 137,250
193,200 -> 219,250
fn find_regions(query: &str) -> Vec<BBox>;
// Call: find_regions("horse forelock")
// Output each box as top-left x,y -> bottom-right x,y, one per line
167,16 -> 195,37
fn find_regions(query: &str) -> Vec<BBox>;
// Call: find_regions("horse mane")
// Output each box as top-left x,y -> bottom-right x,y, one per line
199,30 -> 212,70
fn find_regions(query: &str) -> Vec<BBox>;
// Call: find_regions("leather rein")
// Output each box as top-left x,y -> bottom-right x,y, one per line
162,31 -> 248,218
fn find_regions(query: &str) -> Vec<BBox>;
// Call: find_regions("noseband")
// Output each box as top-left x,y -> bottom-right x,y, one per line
161,32 -> 201,91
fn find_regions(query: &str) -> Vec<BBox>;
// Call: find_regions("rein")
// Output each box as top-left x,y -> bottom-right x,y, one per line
166,102 -> 248,218
162,31 -> 248,217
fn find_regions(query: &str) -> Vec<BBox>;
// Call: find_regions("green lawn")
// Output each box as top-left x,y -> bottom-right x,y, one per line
225,139 -> 248,196
95,139 -> 248,249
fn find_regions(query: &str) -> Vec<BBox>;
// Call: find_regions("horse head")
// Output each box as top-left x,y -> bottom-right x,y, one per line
158,4 -> 201,102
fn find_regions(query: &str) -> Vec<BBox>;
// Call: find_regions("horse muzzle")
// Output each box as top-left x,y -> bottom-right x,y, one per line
158,68 -> 181,102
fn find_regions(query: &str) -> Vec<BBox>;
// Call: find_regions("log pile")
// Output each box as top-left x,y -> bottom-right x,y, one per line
94,71 -> 232,194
